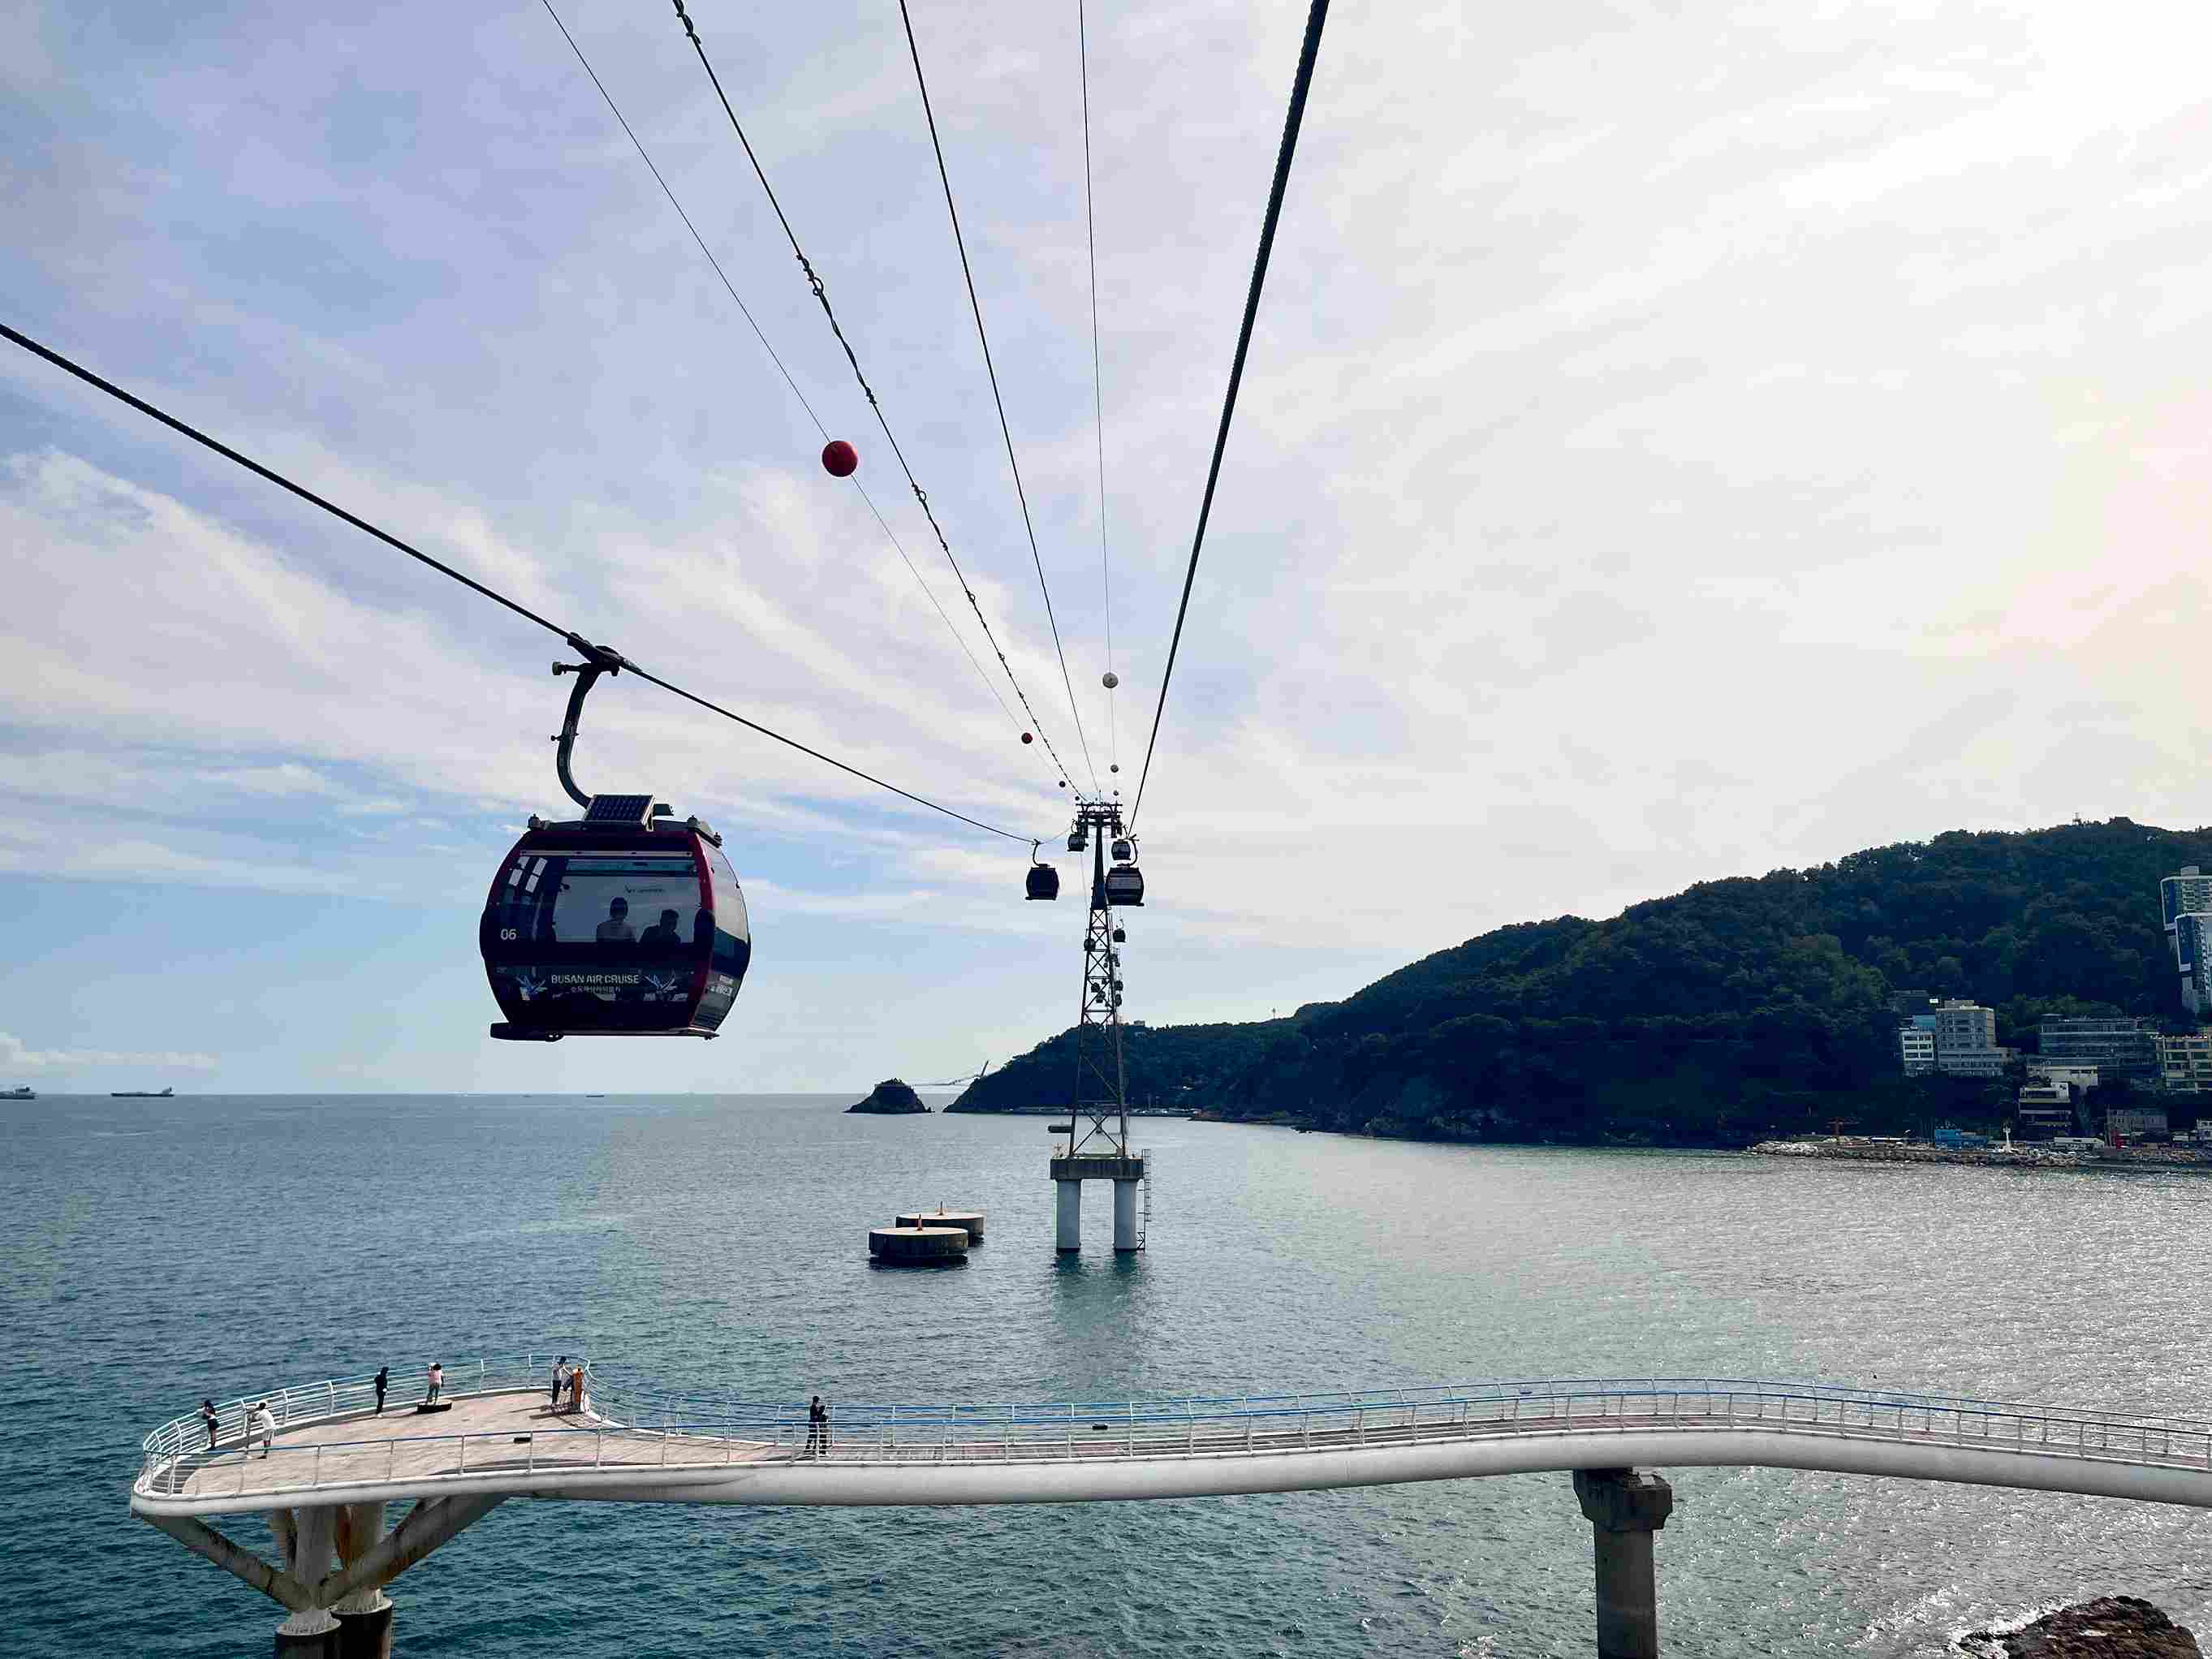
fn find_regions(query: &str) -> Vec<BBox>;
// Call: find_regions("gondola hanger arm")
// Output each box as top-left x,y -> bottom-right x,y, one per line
550,634 -> 630,809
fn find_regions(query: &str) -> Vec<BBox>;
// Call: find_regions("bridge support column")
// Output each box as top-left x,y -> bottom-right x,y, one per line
1112,1179 -> 1139,1252
333,1502 -> 393,1659
1056,1179 -> 1082,1251
1572,1467 -> 1672,1659
274,1505 -> 340,1657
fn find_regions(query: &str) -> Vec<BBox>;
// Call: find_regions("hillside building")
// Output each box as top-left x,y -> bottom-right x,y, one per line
2158,1031 -> 2212,1094
2024,1060 -> 2099,1093
2162,868 -> 2212,1015
2038,1016 -> 2159,1084
1925,1000 -> 2011,1077
2176,915 -> 2212,1017
2105,1105 -> 2170,1141
2015,1081 -> 2076,1139
1899,1024 -> 1936,1076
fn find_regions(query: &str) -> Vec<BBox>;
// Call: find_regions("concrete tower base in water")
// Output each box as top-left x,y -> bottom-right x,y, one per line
1112,1179 -> 1139,1252
1056,1179 -> 1082,1251
1050,1152 -> 1145,1252
1572,1467 -> 1673,1659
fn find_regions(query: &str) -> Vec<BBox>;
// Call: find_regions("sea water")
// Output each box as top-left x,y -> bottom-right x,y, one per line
8,1093 -> 2212,1657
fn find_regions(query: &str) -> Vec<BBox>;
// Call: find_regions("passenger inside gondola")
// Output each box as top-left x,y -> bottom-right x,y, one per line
596,897 -> 636,942
640,907 -> 683,947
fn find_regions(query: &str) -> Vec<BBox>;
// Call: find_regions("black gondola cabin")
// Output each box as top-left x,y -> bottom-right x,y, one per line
481,794 -> 751,1040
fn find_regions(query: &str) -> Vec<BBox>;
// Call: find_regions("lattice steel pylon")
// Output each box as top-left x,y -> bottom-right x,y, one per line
1050,795 -> 1145,1251
1070,807 -> 1129,1157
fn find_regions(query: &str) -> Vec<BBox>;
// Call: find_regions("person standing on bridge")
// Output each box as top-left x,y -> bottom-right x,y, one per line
551,1355 -> 567,1412
373,1366 -> 388,1415
804,1396 -> 830,1457
200,1398 -> 218,1450
248,1401 -> 276,1459
426,1360 -> 443,1406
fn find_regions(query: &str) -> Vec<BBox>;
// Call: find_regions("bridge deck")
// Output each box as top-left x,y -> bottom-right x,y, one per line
144,1386 -> 779,1504
130,1360 -> 2212,1519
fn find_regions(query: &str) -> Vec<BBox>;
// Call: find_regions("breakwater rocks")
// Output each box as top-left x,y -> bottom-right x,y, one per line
847,1079 -> 928,1114
1756,1138 -> 2088,1170
1959,1596 -> 2201,1657
1756,1138 -> 2212,1174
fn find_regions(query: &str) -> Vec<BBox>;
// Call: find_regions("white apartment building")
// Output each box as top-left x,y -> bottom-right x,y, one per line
1938,1045 -> 2016,1079
1899,1027 -> 1936,1075
2163,868 -> 2212,1014
2159,1031 -> 2212,1094
1934,999 -> 1996,1052
2178,915 -> 2212,1017
2016,1080 -> 2074,1137
1929,1000 -> 2010,1077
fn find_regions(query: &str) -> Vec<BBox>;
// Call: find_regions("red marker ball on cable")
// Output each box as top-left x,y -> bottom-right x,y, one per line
821,440 -> 858,478
1021,731 -> 1034,744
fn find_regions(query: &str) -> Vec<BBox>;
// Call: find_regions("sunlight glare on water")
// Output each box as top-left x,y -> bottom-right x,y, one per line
9,1094 -> 2212,1656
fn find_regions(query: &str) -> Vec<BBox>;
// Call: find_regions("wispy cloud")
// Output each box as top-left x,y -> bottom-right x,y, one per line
9,0 -> 2212,1085
0,1031 -> 218,1072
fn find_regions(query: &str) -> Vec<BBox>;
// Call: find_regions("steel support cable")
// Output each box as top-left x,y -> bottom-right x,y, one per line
895,0 -> 1097,792
0,319 -> 1033,843
666,0 -> 1082,798
540,0 -> 1019,737
1128,0 -> 1330,830
1076,0 -> 1117,777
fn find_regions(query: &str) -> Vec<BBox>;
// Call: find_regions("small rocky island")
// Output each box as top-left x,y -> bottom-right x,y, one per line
1960,1597 -> 2201,1657
847,1079 -> 928,1115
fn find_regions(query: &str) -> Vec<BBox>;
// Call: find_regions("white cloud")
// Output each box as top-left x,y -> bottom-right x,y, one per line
0,1031 -> 218,1071
10,0 -> 2212,1086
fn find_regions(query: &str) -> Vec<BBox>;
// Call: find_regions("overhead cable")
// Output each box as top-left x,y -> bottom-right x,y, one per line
1076,0 -> 1117,778
666,0 -> 1084,798
539,0 -> 1019,737
895,0 -> 1097,791
0,319 -> 1034,844
1128,0 -> 1330,830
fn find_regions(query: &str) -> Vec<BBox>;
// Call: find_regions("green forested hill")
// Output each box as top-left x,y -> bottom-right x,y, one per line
950,819 -> 2212,1144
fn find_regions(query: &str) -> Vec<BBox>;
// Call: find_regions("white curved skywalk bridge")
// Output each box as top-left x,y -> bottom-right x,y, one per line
131,1358 -> 2212,1655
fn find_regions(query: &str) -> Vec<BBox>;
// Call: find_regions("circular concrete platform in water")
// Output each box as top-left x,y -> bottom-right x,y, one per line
895,1209 -> 985,1241
869,1226 -> 969,1265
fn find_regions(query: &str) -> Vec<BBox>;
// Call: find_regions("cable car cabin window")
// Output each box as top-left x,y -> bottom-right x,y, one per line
492,853 -> 705,949
702,842 -> 753,988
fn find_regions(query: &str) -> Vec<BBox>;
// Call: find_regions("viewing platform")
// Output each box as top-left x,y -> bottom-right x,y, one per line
131,1360 -> 2212,1658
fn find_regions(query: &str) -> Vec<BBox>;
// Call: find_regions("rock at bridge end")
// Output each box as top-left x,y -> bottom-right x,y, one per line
1959,1596 -> 2201,1658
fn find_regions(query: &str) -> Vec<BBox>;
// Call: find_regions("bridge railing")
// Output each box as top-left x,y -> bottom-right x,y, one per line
137,1354 -> 596,1486
132,1374 -> 2212,1506
573,1368 -> 2212,1443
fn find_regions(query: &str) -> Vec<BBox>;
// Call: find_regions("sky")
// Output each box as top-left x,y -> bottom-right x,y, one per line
5,0 -> 2212,1092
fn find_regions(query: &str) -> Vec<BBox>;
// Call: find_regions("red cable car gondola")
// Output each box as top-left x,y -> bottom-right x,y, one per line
482,642 -> 751,1041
